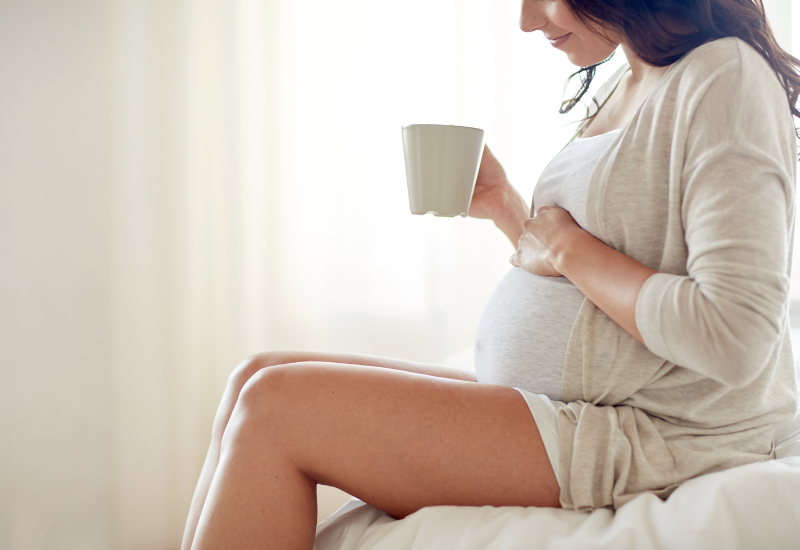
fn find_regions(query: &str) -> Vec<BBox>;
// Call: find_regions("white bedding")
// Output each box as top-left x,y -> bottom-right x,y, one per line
315,455 -> 800,550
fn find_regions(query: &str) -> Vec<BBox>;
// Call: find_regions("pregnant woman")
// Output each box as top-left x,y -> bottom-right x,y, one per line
183,0 -> 800,548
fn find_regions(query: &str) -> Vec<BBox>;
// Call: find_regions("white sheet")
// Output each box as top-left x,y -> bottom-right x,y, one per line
315,456 -> 800,550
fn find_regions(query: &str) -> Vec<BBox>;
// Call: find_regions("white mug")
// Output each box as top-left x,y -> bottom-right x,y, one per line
402,124 -> 485,217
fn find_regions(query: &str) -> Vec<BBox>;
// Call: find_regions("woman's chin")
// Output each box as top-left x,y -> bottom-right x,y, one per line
564,47 -> 618,69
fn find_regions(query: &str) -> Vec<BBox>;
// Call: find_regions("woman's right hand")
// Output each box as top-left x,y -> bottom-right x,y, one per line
468,145 -> 513,221
469,145 -> 531,246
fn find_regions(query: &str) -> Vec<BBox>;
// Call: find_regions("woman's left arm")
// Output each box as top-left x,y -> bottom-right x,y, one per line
510,207 -> 656,345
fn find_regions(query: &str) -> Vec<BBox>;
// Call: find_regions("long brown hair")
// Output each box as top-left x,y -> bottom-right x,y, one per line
560,0 -> 800,136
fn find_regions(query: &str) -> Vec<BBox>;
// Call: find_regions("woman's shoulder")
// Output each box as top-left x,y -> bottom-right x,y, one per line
662,38 -> 795,184
658,36 -> 792,145
670,36 -> 784,98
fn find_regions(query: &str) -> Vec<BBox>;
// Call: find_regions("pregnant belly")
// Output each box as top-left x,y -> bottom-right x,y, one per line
474,267 -> 585,401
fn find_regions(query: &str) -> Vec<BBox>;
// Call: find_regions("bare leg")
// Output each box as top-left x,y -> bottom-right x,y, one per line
191,362 -> 559,550
181,351 -> 476,550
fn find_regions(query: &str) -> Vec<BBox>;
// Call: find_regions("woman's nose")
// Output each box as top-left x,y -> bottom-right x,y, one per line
519,0 -> 547,33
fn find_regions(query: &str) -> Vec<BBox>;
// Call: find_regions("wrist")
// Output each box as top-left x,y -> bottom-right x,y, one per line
553,225 -> 590,277
492,183 -> 529,245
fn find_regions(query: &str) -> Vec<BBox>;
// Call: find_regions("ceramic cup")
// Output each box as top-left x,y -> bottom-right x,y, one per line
402,124 -> 485,217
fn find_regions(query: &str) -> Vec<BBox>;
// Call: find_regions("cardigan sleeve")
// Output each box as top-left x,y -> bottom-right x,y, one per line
635,51 -> 795,388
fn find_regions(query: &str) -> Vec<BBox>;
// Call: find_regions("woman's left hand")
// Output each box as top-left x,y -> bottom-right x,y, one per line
510,205 -> 582,277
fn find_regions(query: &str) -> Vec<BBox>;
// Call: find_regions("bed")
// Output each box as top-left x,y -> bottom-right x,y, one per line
313,334 -> 800,550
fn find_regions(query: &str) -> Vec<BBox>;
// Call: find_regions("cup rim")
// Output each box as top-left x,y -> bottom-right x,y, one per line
402,123 -> 483,133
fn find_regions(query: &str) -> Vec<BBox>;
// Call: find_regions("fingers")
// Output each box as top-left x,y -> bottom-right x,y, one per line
509,252 -> 520,267
522,217 -> 536,232
480,144 -> 494,164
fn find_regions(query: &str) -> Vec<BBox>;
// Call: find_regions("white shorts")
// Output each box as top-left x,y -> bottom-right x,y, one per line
515,388 -> 567,489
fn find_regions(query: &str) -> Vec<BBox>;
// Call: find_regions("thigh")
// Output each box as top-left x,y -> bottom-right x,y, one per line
215,351 -> 474,442
240,350 -> 476,382
241,362 -> 560,517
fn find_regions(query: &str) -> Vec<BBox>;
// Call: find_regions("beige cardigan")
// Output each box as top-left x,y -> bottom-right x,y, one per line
558,37 -> 799,510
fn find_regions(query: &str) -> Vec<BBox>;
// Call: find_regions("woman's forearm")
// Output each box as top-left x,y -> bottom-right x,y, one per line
555,228 -> 657,344
493,185 -> 531,247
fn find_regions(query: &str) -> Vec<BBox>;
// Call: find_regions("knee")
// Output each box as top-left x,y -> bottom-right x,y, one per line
227,351 -> 298,396
223,365 -> 300,446
212,351 -> 298,442
239,364 -> 303,412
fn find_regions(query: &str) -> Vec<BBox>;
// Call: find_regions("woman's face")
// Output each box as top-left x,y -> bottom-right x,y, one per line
519,0 -> 618,67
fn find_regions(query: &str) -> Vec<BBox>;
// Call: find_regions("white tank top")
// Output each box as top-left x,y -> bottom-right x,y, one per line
474,129 -> 620,400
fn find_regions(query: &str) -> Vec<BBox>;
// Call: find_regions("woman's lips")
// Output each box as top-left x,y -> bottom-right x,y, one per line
548,33 -> 571,48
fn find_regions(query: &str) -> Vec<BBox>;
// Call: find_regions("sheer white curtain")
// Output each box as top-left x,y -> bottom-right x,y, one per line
112,0 -> 282,545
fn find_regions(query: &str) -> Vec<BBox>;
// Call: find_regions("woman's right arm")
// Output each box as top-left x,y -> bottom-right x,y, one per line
469,146 -> 531,247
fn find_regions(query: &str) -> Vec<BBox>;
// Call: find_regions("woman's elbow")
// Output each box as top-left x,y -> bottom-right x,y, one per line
709,324 -> 781,388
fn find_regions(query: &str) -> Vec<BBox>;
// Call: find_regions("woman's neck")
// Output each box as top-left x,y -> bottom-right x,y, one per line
578,45 -> 673,138
621,44 -> 671,88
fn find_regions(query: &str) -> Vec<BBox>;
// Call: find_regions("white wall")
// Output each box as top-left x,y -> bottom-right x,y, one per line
0,1 -> 113,548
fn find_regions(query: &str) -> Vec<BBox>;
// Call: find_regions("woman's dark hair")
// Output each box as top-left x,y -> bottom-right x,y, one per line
560,0 -> 800,135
